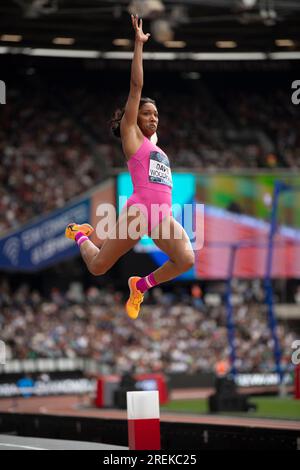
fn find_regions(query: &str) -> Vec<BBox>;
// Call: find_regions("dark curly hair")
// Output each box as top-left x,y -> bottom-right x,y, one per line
110,97 -> 156,138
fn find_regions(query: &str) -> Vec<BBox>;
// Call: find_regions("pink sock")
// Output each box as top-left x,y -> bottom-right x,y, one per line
75,231 -> 88,247
136,273 -> 158,294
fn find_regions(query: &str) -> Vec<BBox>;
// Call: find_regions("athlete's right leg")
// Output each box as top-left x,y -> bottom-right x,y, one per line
125,216 -> 194,320
76,207 -> 148,276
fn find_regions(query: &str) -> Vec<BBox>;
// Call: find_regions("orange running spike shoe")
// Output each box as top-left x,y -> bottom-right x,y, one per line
65,222 -> 94,240
126,276 -> 144,320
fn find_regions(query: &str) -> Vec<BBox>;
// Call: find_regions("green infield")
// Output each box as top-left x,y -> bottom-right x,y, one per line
161,397 -> 300,420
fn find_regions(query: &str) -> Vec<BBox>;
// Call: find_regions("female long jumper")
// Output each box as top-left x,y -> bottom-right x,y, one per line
65,15 -> 194,319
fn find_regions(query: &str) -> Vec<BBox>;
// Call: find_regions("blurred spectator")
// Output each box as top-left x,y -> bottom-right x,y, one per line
295,286 -> 300,304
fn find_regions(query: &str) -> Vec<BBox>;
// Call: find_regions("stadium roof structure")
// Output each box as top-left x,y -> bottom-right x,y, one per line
0,0 -> 300,56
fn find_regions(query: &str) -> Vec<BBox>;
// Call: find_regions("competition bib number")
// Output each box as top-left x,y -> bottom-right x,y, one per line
149,151 -> 173,188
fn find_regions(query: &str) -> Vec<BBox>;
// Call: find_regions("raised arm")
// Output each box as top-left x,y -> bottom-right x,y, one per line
121,15 -> 150,131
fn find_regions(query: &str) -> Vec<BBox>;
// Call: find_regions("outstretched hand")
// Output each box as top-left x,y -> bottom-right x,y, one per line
131,14 -> 150,43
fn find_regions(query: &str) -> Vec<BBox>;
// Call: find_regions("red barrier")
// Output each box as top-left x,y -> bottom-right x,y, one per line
96,373 -> 168,408
136,373 -> 169,404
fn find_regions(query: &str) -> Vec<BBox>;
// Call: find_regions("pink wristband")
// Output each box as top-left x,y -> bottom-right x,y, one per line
77,236 -> 88,247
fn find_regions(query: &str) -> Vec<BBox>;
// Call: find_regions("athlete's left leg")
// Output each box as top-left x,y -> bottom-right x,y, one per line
150,215 -> 195,284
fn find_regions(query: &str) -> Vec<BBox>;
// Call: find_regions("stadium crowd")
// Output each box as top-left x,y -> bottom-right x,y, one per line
0,278 -> 296,375
0,76 -> 299,233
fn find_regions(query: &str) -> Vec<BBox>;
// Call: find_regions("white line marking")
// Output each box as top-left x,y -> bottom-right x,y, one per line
0,442 -> 47,450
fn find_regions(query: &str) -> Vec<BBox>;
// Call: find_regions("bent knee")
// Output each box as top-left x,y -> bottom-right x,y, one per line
177,252 -> 195,272
89,259 -> 109,276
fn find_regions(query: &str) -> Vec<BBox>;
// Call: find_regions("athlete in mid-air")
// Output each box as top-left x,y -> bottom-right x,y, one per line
65,14 -> 194,319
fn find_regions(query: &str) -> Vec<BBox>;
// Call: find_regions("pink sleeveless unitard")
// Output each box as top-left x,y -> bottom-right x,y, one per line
125,136 -> 173,234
